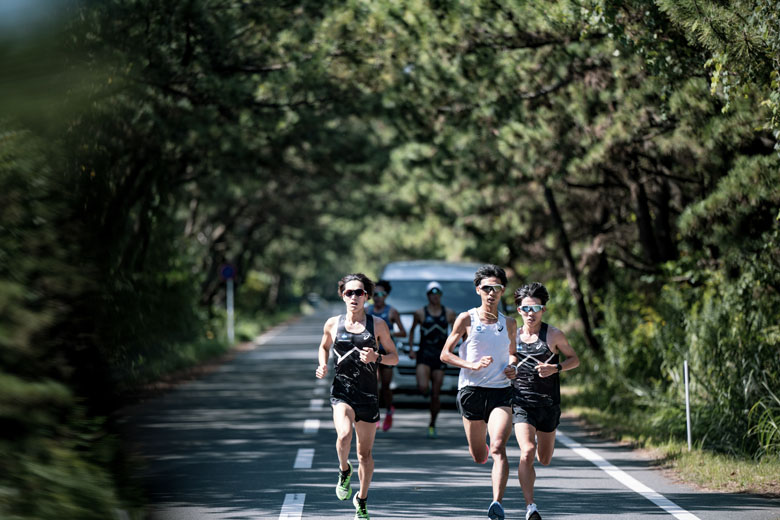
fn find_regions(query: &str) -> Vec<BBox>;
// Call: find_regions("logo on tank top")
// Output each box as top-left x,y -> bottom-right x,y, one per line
475,325 -> 484,332
362,332 -> 371,341
341,333 -> 349,339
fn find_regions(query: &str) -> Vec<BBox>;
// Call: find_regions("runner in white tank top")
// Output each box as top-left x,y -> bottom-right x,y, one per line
458,308 -> 511,389
440,264 -> 518,520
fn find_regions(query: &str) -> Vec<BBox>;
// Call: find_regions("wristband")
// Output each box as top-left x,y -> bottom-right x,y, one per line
376,354 -> 383,364
556,363 -> 562,372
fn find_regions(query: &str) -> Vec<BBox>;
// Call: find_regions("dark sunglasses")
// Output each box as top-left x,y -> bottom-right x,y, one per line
344,289 -> 367,298
374,291 -> 387,298
518,304 -> 544,313
428,288 -> 442,295
479,284 -> 504,294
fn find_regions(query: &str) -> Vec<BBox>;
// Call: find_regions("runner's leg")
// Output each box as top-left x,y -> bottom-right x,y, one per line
429,368 -> 444,427
416,363 -> 431,396
487,406 -> 512,503
536,430 -> 556,466
379,366 -> 393,411
354,419 -> 378,499
462,416 -> 489,463
515,422 -> 537,505
333,402 -> 355,472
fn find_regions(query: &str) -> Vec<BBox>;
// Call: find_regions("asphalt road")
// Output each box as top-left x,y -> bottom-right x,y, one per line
121,306 -> 780,520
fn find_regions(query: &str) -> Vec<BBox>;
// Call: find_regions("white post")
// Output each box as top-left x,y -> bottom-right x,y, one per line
684,360 -> 692,451
226,278 -> 235,345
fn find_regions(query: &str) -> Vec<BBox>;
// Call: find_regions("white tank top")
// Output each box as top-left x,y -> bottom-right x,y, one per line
457,308 -> 511,389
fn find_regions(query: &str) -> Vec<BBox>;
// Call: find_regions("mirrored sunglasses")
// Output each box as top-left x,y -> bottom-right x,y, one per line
479,284 -> 504,294
519,304 -> 544,313
374,291 -> 387,298
428,288 -> 442,295
344,289 -> 367,298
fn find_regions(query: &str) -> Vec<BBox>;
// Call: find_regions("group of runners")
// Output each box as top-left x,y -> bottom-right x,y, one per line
315,264 -> 580,520
366,278 -> 455,438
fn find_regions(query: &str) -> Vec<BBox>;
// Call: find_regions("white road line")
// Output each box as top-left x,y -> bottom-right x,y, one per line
279,493 -> 305,520
293,448 -> 315,469
303,419 -> 320,434
558,431 -> 701,520
309,398 -> 324,411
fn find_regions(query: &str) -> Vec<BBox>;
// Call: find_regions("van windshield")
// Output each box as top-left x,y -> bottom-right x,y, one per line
384,280 -> 482,315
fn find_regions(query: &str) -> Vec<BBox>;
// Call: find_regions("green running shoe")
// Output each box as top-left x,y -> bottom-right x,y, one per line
336,462 -> 353,500
353,493 -> 370,519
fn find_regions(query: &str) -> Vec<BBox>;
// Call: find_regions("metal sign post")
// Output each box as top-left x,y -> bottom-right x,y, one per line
684,360 -> 692,451
219,263 -> 236,345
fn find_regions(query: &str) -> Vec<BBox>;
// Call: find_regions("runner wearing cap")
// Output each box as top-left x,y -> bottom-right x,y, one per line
408,280 -> 456,438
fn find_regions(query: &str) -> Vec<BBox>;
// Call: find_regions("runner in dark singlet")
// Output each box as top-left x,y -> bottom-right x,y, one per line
366,279 -> 406,431
511,282 -> 579,520
409,281 -> 456,438
316,274 -> 399,520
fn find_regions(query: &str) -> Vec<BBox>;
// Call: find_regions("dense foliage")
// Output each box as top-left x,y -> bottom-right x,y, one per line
1,0 -> 778,515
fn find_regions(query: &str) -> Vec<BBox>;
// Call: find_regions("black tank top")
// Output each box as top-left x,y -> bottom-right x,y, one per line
331,315 -> 379,405
512,323 -> 560,406
420,306 -> 448,353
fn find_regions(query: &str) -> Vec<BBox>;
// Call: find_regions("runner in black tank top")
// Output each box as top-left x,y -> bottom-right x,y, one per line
418,305 -> 449,369
513,323 -> 560,408
511,282 -> 580,520
315,274 -> 399,520
409,281 -> 456,438
367,280 -> 407,432
331,314 -> 379,409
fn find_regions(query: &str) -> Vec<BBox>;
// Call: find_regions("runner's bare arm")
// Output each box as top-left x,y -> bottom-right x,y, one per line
408,309 -> 422,359
316,317 -> 337,378
536,326 -> 579,378
440,312 -> 491,370
390,308 -> 407,338
504,316 -> 519,379
362,318 -> 399,365
552,326 -> 579,372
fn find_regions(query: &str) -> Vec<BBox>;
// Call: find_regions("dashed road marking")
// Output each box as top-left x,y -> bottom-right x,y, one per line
309,398 -> 324,411
303,419 -> 320,434
558,431 -> 701,520
279,493 -> 305,519
294,448 -> 315,469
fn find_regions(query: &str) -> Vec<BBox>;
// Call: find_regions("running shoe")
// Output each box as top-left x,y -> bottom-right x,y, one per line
487,500 -> 505,520
526,503 -> 541,520
353,494 -> 370,519
382,406 -> 394,431
427,426 -> 437,438
335,462 -> 352,500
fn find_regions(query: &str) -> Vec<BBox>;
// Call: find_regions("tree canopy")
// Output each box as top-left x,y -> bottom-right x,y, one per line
1,0 -> 778,516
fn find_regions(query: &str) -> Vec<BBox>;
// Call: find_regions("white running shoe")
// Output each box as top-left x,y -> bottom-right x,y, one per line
526,503 -> 541,520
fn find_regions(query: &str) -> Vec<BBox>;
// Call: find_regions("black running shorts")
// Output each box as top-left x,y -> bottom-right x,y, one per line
456,386 -> 513,423
416,349 -> 447,371
512,403 -> 561,432
330,397 -> 380,423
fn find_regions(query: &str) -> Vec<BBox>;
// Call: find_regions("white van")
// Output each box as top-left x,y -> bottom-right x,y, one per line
378,260 -> 485,395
